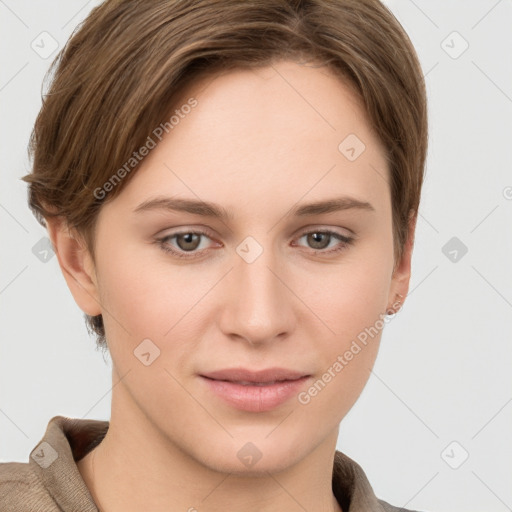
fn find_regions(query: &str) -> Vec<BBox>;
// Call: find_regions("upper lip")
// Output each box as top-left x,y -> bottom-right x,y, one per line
200,367 -> 310,383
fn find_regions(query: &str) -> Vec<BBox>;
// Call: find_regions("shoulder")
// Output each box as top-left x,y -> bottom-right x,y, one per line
0,459 -> 59,510
333,449 -> 428,512
378,498 -> 426,512
0,414 -> 105,511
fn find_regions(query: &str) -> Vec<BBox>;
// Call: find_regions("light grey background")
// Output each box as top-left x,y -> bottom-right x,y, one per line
1,1 -> 511,511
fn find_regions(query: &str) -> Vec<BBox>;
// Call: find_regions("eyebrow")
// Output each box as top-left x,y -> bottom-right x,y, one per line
133,195 -> 375,220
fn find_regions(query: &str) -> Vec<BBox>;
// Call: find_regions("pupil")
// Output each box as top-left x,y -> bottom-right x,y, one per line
178,233 -> 200,251
309,232 -> 329,249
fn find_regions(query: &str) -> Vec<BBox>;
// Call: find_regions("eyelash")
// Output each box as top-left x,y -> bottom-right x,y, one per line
155,228 -> 354,260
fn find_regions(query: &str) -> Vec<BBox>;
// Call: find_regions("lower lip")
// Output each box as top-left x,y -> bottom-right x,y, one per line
200,376 -> 310,412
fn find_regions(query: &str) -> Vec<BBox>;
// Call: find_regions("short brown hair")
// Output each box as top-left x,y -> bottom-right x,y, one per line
22,0 -> 428,351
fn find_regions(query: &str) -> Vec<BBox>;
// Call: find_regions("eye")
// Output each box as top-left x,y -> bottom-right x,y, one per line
155,227 -> 354,259
293,229 -> 354,256
156,229 -> 215,259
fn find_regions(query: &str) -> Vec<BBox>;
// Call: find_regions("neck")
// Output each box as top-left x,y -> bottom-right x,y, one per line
78,372 -> 343,512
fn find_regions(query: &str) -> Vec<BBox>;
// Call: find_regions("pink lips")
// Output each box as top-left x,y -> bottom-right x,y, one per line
199,367 -> 311,412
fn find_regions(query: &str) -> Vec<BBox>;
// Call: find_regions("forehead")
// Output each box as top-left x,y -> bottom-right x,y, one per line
102,60 -> 390,218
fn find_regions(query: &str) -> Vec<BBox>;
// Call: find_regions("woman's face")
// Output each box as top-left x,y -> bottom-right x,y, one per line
79,59 -> 411,473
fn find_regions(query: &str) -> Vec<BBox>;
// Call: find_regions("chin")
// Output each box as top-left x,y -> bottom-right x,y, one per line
193,434 -> 307,476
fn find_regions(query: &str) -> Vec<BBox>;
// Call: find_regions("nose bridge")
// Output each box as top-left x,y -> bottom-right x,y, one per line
220,236 -> 294,344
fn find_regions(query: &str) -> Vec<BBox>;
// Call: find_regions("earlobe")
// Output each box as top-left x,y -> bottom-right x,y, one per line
46,217 -> 102,317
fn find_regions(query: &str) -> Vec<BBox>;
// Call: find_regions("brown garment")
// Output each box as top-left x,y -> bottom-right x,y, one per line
0,415 -> 423,511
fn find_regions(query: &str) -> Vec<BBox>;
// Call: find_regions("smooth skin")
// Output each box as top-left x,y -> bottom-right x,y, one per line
48,59 -> 415,512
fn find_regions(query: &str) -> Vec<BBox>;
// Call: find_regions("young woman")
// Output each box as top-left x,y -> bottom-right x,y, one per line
1,1 -> 428,510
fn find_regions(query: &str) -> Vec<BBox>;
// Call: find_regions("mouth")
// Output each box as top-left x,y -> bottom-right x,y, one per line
208,379 -> 300,386
199,367 -> 311,412
200,367 -> 310,383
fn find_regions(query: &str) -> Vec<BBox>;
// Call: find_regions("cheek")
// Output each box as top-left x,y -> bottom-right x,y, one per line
93,239 -> 175,346
300,267 -> 389,420
313,243 -> 393,344
297,341 -> 379,430
304,237 -> 393,405
95,239 -> 214,365
96,219 -> 392,364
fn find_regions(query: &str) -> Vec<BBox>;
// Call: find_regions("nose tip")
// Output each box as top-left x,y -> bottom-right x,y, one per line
218,255 -> 295,346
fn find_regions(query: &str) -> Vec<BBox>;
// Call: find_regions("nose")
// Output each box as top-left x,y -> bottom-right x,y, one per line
218,247 -> 296,346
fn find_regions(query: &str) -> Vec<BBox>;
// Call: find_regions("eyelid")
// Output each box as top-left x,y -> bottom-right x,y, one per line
156,225 -> 352,243
155,227 -> 220,259
294,224 -> 353,238
155,225 -> 354,259
156,224 -> 217,238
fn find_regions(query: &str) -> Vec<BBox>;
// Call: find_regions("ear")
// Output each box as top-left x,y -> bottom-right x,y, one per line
386,212 -> 417,314
46,216 -> 102,317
